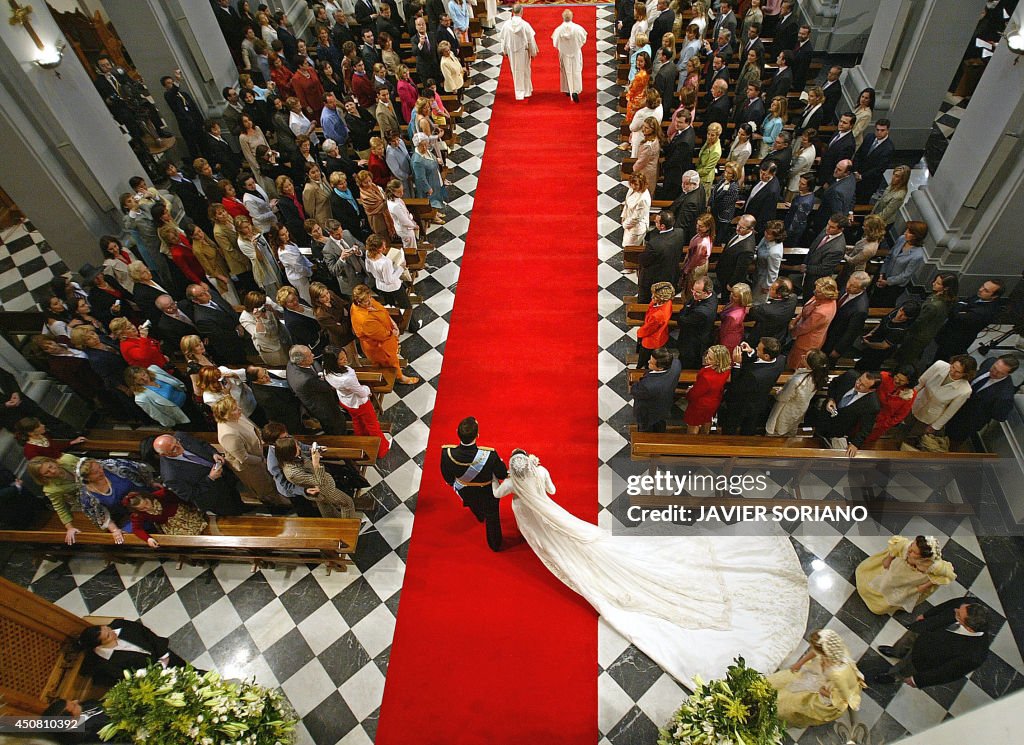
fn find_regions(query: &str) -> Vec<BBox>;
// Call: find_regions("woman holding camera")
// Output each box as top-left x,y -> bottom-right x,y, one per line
275,435 -> 358,518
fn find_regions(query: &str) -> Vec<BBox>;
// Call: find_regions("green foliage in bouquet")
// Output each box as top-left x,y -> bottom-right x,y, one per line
98,664 -> 297,745
658,656 -> 784,745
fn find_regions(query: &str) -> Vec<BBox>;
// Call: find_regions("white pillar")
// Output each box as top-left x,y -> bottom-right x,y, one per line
841,0 -> 987,149
101,0 -> 238,121
801,0 -> 881,55
0,5 -> 144,273
903,2 -> 1024,292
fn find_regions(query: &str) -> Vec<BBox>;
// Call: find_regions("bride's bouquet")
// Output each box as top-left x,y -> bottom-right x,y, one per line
658,657 -> 784,745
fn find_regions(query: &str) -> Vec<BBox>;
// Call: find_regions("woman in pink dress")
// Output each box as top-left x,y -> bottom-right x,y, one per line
684,345 -> 732,434
397,65 -> 420,124
718,283 -> 752,353
682,213 -> 715,299
787,277 -> 839,369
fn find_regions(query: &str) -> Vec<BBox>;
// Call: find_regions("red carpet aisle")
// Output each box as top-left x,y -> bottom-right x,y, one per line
377,7 -> 599,745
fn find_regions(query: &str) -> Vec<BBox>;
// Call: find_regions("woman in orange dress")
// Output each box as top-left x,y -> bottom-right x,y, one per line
787,277 -> 839,370
625,52 -> 653,125
349,284 -> 419,385
636,282 -> 675,370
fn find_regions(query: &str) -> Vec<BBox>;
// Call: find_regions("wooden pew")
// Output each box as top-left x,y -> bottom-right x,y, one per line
0,513 -> 361,573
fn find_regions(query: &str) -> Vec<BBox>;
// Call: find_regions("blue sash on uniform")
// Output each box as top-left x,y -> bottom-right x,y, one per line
452,449 -> 491,494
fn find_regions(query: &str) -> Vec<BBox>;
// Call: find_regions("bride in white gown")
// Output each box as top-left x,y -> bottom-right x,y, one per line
494,450 -> 809,688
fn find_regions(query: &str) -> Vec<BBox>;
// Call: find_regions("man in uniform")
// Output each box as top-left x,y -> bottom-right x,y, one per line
440,416 -> 508,551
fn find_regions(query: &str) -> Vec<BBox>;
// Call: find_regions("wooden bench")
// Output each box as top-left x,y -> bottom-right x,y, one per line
0,513 -> 361,573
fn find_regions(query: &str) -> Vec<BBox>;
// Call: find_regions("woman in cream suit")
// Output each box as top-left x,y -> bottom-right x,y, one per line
301,164 -> 333,227
899,356 -> 976,441
210,397 -> 289,506
621,173 -> 652,248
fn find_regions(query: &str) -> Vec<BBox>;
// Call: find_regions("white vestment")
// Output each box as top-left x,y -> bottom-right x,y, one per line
497,455 -> 809,687
499,15 -> 538,100
551,21 -> 587,95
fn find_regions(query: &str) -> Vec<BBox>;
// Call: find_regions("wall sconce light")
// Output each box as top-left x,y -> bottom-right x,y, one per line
7,0 -> 65,75
1006,23 -> 1024,63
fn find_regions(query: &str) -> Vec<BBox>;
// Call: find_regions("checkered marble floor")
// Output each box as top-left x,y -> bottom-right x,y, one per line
0,18 -> 509,745
0,220 -> 69,311
592,5 -> 1024,744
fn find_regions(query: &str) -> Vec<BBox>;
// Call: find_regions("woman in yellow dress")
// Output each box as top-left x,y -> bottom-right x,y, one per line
768,629 -> 865,728
696,122 -> 723,194
855,535 -> 955,615
625,52 -> 652,125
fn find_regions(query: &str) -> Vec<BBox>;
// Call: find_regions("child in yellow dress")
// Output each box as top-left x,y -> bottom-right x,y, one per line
768,629 -> 865,728
855,535 -> 956,615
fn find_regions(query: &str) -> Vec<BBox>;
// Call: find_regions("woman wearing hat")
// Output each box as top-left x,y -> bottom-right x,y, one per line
635,282 -> 675,370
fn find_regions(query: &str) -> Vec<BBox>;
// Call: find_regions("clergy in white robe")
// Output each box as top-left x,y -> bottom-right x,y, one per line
499,4 -> 539,101
552,10 -> 587,99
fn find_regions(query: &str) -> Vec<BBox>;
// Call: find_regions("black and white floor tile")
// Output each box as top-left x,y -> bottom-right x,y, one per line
0,17 -> 510,745
0,220 -> 69,311
593,5 -> 1024,744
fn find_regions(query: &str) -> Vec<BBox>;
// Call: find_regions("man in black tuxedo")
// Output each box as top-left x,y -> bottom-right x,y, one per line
820,66 -> 844,123
638,211 -> 687,302
763,50 -> 794,100
675,277 -> 718,369
42,698 -> 113,744
874,597 -> 991,688
162,161 -> 210,233
665,97 -> 694,169
184,283 -> 251,364
818,113 -> 857,185
823,271 -> 872,361
732,81 -> 765,128
249,367 -> 306,434
161,75 -> 206,160
744,163 -> 782,231
152,432 -> 248,515
946,355 -> 1020,446
761,131 -> 794,187
703,79 -> 732,134
853,119 -> 896,201
719,338 -> 787,434
670,171 -> 706,242
793,86 -> 826,139
715,214 -> 757,303
153,295 -> 200,351
632,348 -> 682,432
650,0 -> 675,49
810,370 -> 881,456
935,279 -> 1006,361
773,0 -> 800,56
799,214 -> 848,301
440,417 -> 509,551
747,278 -> 798,346
412,15 -> 441,84
78,619 -> 189,685
791,25 -> 814,91
286,345 -> 349,434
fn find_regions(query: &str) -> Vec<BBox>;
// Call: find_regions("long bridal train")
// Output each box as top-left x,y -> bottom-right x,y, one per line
498,453 -> 810,687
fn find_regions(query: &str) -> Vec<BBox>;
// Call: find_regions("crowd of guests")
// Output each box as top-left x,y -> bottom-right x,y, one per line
621,1 -> 1018,453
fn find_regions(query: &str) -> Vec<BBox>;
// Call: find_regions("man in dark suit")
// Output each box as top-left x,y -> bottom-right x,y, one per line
946,355 -> 1020,446
249,367 -> 306,434
670,171 -> 706,242
732,81 -> 765,128
657,110 -> 695,201
94,57 -> 170,141
638,211 -> 688,302
274,12 -> 299,62
853,119 -> 896,201
935,280 -> 1006,360
715,214 -> 757,303
153,295 -> 200,351
874,597 -> 991,688
355,0 -> 379,28
0,366 -> 77,438
440,416 -> 509,551
675,277 -> 718,369
654,48 -> 679,114
202,121 -> 239,181
412,15 -> 441,84
811,370 -> 881,456
286,345 -> 349,434
719,338 -> 787,434
42,698 -> 111,744
161,75 -> 206,159
710,1 -> 738,40
799,214 -> 848,301
773,0 -> 800,56
650,0 -> 675,47
740,24 -> 766,64
632,348 -> 683,432
152,432 -> 248,514
162,161 -> 210,233
183,283 -> 250,365
761,132 -> 794,189
744,163 -> 782,231
793,86 -> 826,139
811,160 -> 856,235
823,271 -> 872,360
747,278 -> 798,344
212,0 -> 245,68
818,113 -> 857,185
820,66 -> 844,123
703,79 -> 732,134
704,54 -> 731,96
763,50 -> 794,100
78,619 -> 189,685
791,25 -> 814,91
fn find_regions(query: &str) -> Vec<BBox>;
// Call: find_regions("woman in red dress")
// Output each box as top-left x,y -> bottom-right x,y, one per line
108,318 -> 171,371
158,225 -> 206,286
14,417 -> 85,460
684,344 -> 732,434
220,180 -> 250,219
863,366 -> 918,447
636,282 -> 675,369
269,55 -> 295,98
717,283 -> 752,354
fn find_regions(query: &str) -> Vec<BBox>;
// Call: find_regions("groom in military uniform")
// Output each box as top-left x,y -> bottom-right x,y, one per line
440,417 -> 508,551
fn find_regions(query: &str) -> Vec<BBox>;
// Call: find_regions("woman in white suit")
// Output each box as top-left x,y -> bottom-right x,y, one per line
899,355 -> 976,441
621,173 -> 652,249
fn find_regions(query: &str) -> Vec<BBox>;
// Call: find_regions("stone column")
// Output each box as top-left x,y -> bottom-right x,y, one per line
802,0 -> 881,55
100,0 -> 238,122
841,0 -> 987,149
903,2 -> 1024,292
0,6 -> 143,273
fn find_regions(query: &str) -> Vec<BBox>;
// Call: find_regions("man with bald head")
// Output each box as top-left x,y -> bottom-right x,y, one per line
153,294 -> 196,350
151,432 -> 246,515
552,9 -> 587,102
670,170 -> 707,243
285,345 -> 349,434
813,158 -> 856,235
715,214 -> 757,304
